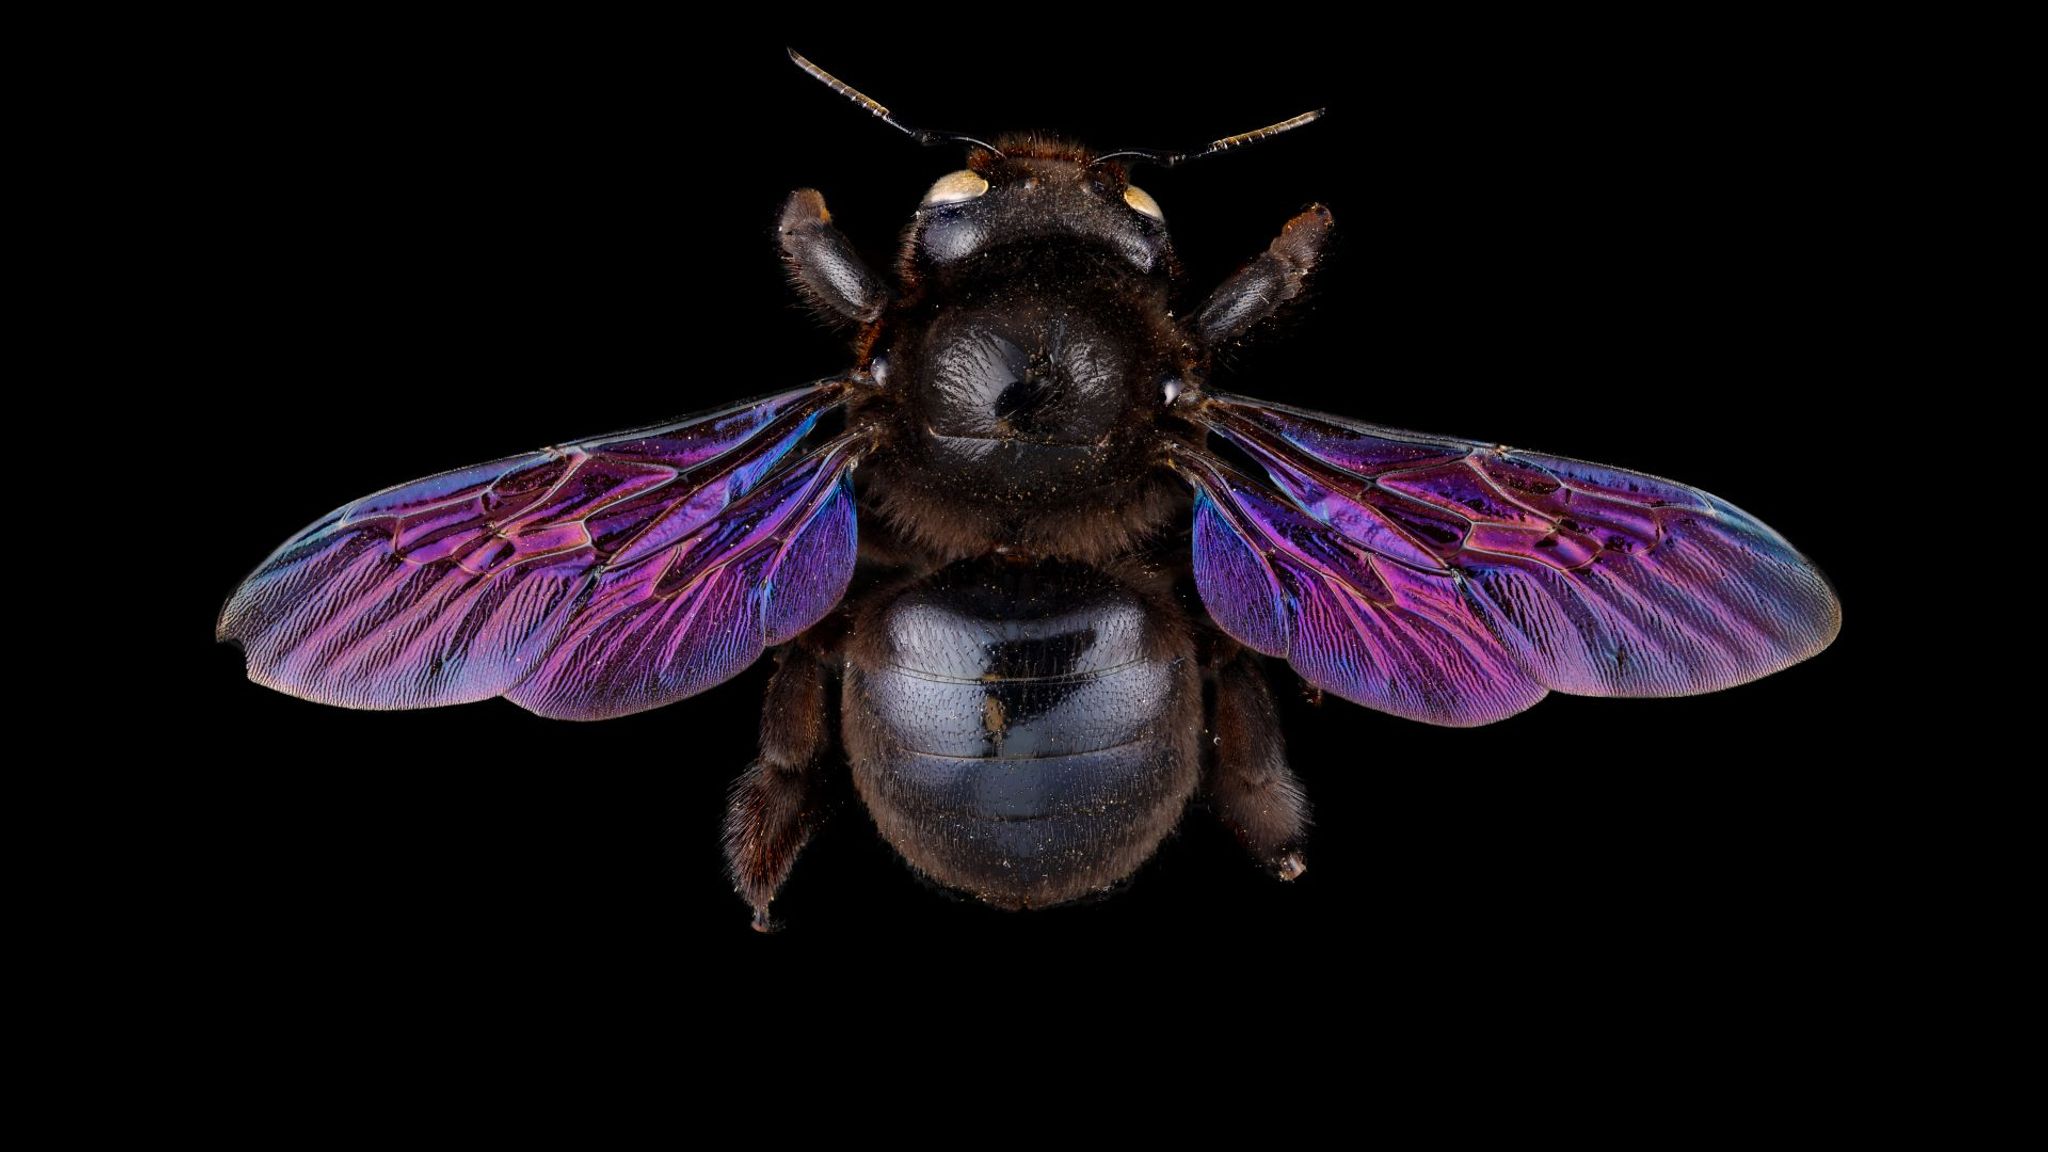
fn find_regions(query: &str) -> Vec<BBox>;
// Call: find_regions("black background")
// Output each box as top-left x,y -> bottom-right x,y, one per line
189,33 -> 1872,1000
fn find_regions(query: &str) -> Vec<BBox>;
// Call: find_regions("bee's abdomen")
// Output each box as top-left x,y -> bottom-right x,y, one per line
844,560 -> 1199,909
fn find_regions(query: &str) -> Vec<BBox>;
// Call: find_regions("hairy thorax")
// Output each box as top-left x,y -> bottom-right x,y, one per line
853,246 -> 1192,561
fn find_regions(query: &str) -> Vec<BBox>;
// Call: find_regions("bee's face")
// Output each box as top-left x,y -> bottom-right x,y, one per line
908,144 -> 1173,278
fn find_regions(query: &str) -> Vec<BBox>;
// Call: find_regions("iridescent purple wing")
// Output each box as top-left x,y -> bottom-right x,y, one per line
1178,393 -> 1840,726
219,381 -> 865,721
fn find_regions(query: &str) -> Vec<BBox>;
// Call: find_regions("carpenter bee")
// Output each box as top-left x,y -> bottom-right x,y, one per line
217,52 -> 1841,930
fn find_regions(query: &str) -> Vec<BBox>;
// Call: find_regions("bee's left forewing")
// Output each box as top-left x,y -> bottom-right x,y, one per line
219,380 -> 866,720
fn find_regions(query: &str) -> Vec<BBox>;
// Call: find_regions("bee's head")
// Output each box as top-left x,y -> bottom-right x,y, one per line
908,140 -> 1171,276
788,49 -> 1319,282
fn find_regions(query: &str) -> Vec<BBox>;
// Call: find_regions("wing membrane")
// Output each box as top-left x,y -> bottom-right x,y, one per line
1178,393 -> 1840,726
219,381 -> 864,720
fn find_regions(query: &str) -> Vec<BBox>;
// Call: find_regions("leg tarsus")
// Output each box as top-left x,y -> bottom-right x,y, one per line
722,759 -> 814,925
1209,651 -> 1311,878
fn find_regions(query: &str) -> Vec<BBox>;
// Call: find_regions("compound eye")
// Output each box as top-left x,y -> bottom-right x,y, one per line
922,170 -> 990,206
1123,184 -> 1164,221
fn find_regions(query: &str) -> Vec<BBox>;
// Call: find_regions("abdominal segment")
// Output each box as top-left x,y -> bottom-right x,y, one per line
843,560 -> 1199,908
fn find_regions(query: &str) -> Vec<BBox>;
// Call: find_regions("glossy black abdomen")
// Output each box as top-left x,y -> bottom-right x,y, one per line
844,559 -> 1198,908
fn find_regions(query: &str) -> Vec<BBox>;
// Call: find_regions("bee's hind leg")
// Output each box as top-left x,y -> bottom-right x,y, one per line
1207,648 -> 1311,881
723,644 -> 836,932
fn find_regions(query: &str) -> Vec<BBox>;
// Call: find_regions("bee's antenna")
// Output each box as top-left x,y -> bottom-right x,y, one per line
1094,109 -> 1327,170
789,49 -> 1004,158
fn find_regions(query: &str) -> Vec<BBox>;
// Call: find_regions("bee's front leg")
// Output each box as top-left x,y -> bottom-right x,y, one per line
778,189 -> 888,325
1193,204 -> 1334,349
